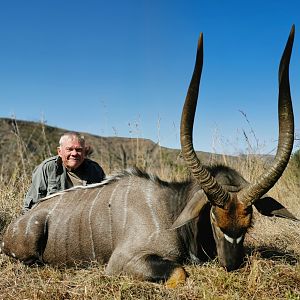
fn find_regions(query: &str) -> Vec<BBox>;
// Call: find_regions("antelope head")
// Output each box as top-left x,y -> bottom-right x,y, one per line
175,26 -> 297,271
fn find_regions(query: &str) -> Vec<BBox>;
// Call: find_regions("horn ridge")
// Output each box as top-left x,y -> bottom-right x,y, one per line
180,33 -> 230,207
238,25 -> 295,205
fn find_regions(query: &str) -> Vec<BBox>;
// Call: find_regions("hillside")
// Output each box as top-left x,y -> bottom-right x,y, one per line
0,117 -> 244,179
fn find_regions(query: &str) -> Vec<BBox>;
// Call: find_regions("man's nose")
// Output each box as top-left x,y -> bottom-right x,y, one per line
71,149 -> 79,155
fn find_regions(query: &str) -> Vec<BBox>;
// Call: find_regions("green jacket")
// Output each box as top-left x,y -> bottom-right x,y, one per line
23,156 -> 105,212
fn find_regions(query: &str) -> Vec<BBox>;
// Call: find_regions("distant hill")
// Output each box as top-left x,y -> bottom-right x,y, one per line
0,118 -> 272,179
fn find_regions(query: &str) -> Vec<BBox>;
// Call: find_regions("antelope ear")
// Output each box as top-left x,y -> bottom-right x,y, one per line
253,196 -> 298,221
170,189 -> 209,229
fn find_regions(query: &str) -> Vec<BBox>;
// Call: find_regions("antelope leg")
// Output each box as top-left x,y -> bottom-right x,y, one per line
105,249 -> 187,287
1,210 -> 48,264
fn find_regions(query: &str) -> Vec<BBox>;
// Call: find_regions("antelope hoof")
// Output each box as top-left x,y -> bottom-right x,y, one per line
165,266 -> 187,288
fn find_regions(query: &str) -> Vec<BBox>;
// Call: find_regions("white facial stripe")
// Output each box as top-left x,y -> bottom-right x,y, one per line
224,234 -> 234,244
224,234 -> 243,244
236,235 -> 243,244
211,211 -> 216,221
211,211 -> 244,245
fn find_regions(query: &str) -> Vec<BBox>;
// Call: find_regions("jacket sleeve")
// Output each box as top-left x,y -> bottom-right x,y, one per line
22,163 -> 49,212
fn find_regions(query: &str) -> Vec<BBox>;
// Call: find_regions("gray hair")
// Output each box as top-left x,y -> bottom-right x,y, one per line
58,132 -> 85,147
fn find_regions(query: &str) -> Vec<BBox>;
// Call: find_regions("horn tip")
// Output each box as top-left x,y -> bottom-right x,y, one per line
290,24 -> 295,37
198,33 -> 203,50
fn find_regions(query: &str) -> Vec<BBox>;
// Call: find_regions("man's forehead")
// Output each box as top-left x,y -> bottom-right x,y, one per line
62,137 -> 84,147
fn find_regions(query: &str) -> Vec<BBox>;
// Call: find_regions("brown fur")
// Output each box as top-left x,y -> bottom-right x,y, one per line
213,196 -> 253,236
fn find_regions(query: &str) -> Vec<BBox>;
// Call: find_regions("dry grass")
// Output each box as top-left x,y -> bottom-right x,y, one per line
0,254 -> 299,299
0,123 -> 299,299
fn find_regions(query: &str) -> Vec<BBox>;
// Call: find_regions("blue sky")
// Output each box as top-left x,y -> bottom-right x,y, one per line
0,1 -> 299,155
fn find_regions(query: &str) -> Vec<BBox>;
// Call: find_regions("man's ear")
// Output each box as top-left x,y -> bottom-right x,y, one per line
170,189 -> 209,229
57,146 -> 61,156
253,195 -> 298,221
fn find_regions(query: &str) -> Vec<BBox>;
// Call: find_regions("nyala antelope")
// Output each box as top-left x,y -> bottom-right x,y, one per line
1,26 -> 297,288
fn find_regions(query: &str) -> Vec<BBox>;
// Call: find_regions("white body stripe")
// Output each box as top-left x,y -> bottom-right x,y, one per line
88,187 -> 105,260
122,177 -> 133,234
25,214 -> 37,237
43,194 -> 64,235
108,183 -> 119,251
145,181 -> 160,232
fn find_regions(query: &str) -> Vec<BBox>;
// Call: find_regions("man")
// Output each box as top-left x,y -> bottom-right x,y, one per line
23,132 -> 105,212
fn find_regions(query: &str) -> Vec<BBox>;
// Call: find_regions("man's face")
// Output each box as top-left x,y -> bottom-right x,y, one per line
57,138 -> 85,171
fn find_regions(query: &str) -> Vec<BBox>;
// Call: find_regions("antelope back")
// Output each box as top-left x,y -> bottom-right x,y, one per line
3,171 -> 183,265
